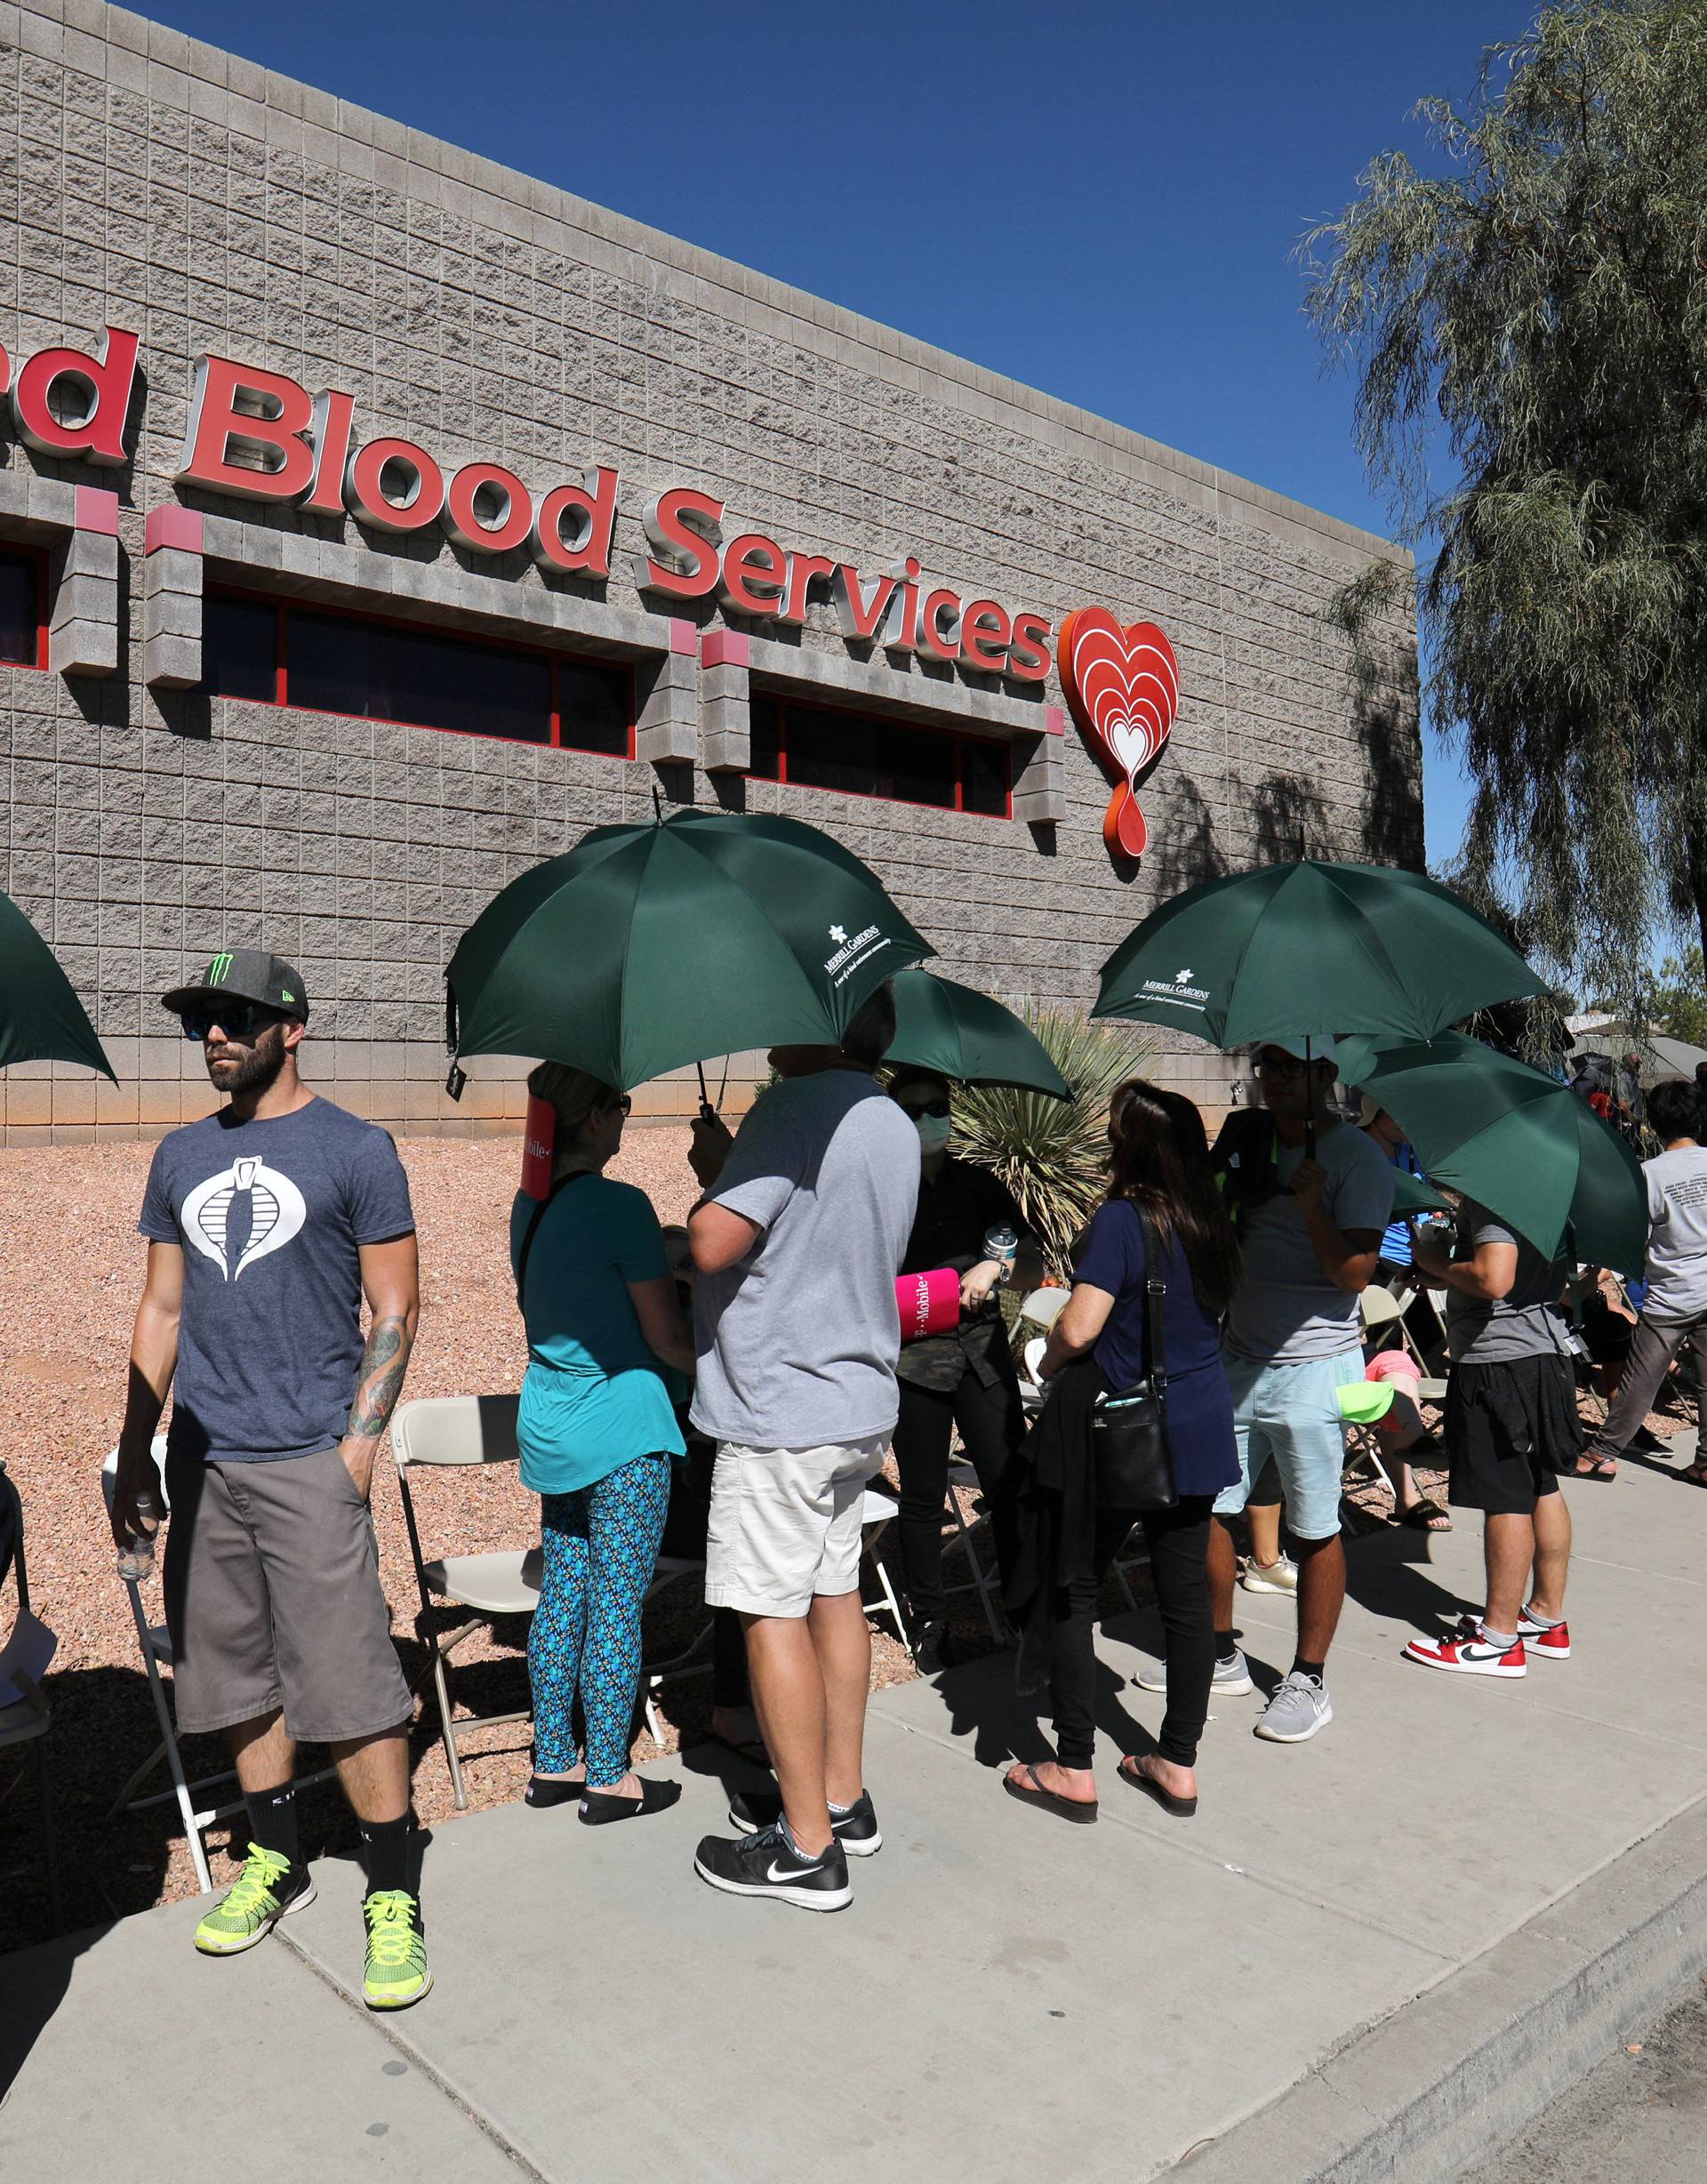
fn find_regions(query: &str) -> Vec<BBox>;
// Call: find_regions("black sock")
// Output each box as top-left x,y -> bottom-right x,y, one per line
1291,1656 -> 1326,1682
357,1815 -> 413,1898
1214,1630 -> 1238,1662
244,1782 -> 300,1871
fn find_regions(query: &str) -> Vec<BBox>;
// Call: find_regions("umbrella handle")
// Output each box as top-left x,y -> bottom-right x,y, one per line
696,1060 -> 717,1126
1304,1033 -> 1316,1161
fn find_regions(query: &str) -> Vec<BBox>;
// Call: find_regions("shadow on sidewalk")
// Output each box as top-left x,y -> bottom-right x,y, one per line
1341,1522 -> 1481,1636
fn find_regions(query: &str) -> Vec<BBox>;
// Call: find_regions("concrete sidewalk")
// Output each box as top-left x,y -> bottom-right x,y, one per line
4,1446 -> 1705,2182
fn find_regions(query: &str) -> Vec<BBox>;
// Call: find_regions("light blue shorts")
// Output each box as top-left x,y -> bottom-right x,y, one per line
1214,1350 -> 1364,1542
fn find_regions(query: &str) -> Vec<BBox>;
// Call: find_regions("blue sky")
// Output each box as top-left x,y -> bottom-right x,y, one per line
148,0 -> 1541,863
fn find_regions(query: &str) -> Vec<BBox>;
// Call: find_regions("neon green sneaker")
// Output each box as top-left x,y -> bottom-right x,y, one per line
362,1890 -> 432,2011
193,1843 -> 315,1955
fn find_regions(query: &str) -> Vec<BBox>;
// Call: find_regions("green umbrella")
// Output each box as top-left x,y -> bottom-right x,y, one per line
1093,859 -> 1545,1048
1335,1032 -> 1647,1271
886,970 -> 1069,1096
1389,1167 -> 1449,1216
0,890 -> 115,1080
447,809 -> 932,1089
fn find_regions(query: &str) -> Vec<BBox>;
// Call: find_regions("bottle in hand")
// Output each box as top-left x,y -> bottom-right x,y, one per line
117,1489 -> 159,1581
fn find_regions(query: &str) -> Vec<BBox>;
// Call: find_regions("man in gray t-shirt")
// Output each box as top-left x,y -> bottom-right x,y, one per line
1403,1197 -> 1579,1682
686,984 -> 918,1914
1580,1077 -> 1707,1485
1208,1037 -> 1396,1747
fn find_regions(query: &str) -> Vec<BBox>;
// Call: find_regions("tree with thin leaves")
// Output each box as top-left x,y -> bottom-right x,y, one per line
1302,0 -> 1707,1016
949,1008 -> 1156,1279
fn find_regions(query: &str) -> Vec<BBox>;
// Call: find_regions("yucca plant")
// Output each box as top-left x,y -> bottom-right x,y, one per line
950,1007 -> 1158,1279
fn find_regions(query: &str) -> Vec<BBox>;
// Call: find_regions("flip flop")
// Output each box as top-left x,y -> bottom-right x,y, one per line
1678,1462 -> 1707,1489
1398,1497 -> 1453,1532
1572,1457 -> 1618,1482
1002,1762 -> 1097,1826
1118,1756 -> 1197,1818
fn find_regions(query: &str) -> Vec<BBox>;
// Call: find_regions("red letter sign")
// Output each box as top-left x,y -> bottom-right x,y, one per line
1057,608 -> 1180,858
11,325 -> 139,467
177,354 -> 317,501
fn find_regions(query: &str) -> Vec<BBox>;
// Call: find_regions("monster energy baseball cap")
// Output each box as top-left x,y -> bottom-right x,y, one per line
160,949 -> 310,1024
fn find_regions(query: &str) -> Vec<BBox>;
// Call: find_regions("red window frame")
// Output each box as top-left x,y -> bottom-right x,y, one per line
205,582 -> 637,759
0,542 -> 51,672
747,687 -> 1013,820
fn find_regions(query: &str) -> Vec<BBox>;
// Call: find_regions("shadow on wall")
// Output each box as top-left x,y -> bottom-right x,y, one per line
1353,676 -> 1425,868
1140,775 -> 1232,901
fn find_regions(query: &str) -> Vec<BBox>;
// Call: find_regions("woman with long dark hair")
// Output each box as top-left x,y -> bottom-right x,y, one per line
1003,1080 -> 1240,1825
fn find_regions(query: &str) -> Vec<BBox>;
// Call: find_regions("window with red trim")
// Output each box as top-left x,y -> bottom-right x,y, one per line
0,547 -> 48,670
200,588 -> 633,758
747,691 -> 1011,817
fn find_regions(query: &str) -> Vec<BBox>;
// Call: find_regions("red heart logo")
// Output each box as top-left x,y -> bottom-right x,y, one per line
1056,609 -> 1180,857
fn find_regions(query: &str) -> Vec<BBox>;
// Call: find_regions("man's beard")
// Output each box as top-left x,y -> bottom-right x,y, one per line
207,1028 -> 288,1098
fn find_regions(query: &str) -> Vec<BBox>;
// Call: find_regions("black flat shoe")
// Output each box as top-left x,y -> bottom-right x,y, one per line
578,1777 -> 684,1827
1118,1756 -> 1198,1818
1002,1762 -> 1097,1826
525,1775 -> 584,1809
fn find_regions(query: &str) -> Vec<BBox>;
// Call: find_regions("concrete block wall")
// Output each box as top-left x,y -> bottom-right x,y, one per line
0,3 -> 1420,1146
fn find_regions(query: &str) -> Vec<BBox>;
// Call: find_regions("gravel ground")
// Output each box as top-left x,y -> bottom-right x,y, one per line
1463,1976 -> 1707,2182
0,1136 -> 1690,1953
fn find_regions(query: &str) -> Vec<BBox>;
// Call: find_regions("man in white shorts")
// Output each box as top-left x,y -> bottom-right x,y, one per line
1206,1037 -> 1394,1745
685,984 -> 918,1911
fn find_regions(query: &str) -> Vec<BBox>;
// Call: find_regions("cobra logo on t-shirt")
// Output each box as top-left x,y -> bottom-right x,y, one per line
180,1156 -> 308,1281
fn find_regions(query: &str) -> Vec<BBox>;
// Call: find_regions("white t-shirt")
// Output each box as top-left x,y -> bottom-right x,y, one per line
690,1069 -> 920,1448
1223,1121 -> 1397,1364
1641,1145 -> 1707,1322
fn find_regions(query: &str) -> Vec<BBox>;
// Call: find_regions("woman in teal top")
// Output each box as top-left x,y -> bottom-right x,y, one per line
510,1062 -> 695,1824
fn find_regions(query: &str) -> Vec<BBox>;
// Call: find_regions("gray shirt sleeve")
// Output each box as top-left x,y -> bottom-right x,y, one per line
708,1095 -> 804,1238
1327,1132 -> 1398,1237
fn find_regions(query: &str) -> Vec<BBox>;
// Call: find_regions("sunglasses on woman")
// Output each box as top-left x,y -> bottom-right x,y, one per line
896,1097 -> 951,1120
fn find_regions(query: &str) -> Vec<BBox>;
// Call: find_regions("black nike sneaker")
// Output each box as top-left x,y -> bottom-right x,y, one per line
726,1787 -> 882,1857
693,1821 -> 852,1911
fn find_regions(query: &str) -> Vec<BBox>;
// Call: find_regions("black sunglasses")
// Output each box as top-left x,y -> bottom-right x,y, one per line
897,1097 -> 951,1120
180,1002 -> 284,1042
1255,1051 -> 1314,1080
605,1095 -> 634,1115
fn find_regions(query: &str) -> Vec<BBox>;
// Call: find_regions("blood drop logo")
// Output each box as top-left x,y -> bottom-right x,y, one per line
1056,609 -> 1180,858
181,1156 -> 307,1281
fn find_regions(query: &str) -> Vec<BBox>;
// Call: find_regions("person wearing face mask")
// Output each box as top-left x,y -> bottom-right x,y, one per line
888,1069 -> 1043,1670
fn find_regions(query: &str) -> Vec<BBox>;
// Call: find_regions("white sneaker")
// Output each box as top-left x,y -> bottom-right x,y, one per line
1134,1649 -> 1253,1697
1240,1555 -> 1298,1595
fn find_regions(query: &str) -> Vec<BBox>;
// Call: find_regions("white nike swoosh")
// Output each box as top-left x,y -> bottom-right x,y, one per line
767,1859 -> 813,1883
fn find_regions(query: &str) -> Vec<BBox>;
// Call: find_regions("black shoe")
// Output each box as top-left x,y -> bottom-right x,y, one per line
693,1822 -> 852,1911
912,1617 -> 955,1673
727,1787 -> 882,1858
579,1777 -> 683,1827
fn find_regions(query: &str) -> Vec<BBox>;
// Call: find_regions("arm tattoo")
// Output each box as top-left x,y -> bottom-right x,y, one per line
346,1313 -> 413,1440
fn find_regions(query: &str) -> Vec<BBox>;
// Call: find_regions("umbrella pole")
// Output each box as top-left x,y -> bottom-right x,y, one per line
1304,1033 -> 1316,1163
696,1060 -> 716,1125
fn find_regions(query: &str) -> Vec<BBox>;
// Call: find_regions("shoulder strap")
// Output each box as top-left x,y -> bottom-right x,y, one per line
515,1170 -> 593,1313
1136,1208 -> 1169,1393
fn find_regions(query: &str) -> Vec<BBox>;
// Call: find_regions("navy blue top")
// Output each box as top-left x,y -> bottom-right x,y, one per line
1072,1198 -> 1238,1497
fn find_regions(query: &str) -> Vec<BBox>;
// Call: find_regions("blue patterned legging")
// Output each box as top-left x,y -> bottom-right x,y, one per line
530,1455 -> 672,1787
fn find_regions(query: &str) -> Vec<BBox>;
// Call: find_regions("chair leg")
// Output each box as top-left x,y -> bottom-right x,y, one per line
431,1642 -> 469,1812
32,1736 -> 63,1935
946,1482 -> 1005,1643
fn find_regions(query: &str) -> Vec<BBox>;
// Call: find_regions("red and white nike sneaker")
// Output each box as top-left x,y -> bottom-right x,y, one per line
1403,1626 -> 1527,1677
1517,1610 -> 1571,1659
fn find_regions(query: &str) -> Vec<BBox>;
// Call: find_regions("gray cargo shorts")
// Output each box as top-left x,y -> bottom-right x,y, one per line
162,1446 -> 412,1743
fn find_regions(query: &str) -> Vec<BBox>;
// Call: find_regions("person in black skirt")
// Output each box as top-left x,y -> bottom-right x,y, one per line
1003,1080 -> 1240,1824
888,1068 -> 1043,1670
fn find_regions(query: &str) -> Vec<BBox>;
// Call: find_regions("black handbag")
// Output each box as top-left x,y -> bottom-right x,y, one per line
1090,1209 -> 1179,1512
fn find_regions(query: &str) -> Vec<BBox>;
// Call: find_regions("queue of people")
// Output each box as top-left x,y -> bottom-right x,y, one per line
106,942 -> 1707,2002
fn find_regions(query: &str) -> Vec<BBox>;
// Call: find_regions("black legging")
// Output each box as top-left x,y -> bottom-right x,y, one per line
1050,1497 -> 1215,1771
893,1369 -> 1026,1626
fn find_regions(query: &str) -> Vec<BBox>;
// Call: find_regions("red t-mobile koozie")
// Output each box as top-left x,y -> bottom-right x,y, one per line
519,1094 -> 557,1200
896,1266 -> 961,1341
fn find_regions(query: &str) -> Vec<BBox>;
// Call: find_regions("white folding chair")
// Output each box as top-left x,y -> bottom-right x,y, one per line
391,1394 -> 539,1812
858,1487 -> 910,1650
100,1442 -> 334,1894
1,1464 -> 61,1931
